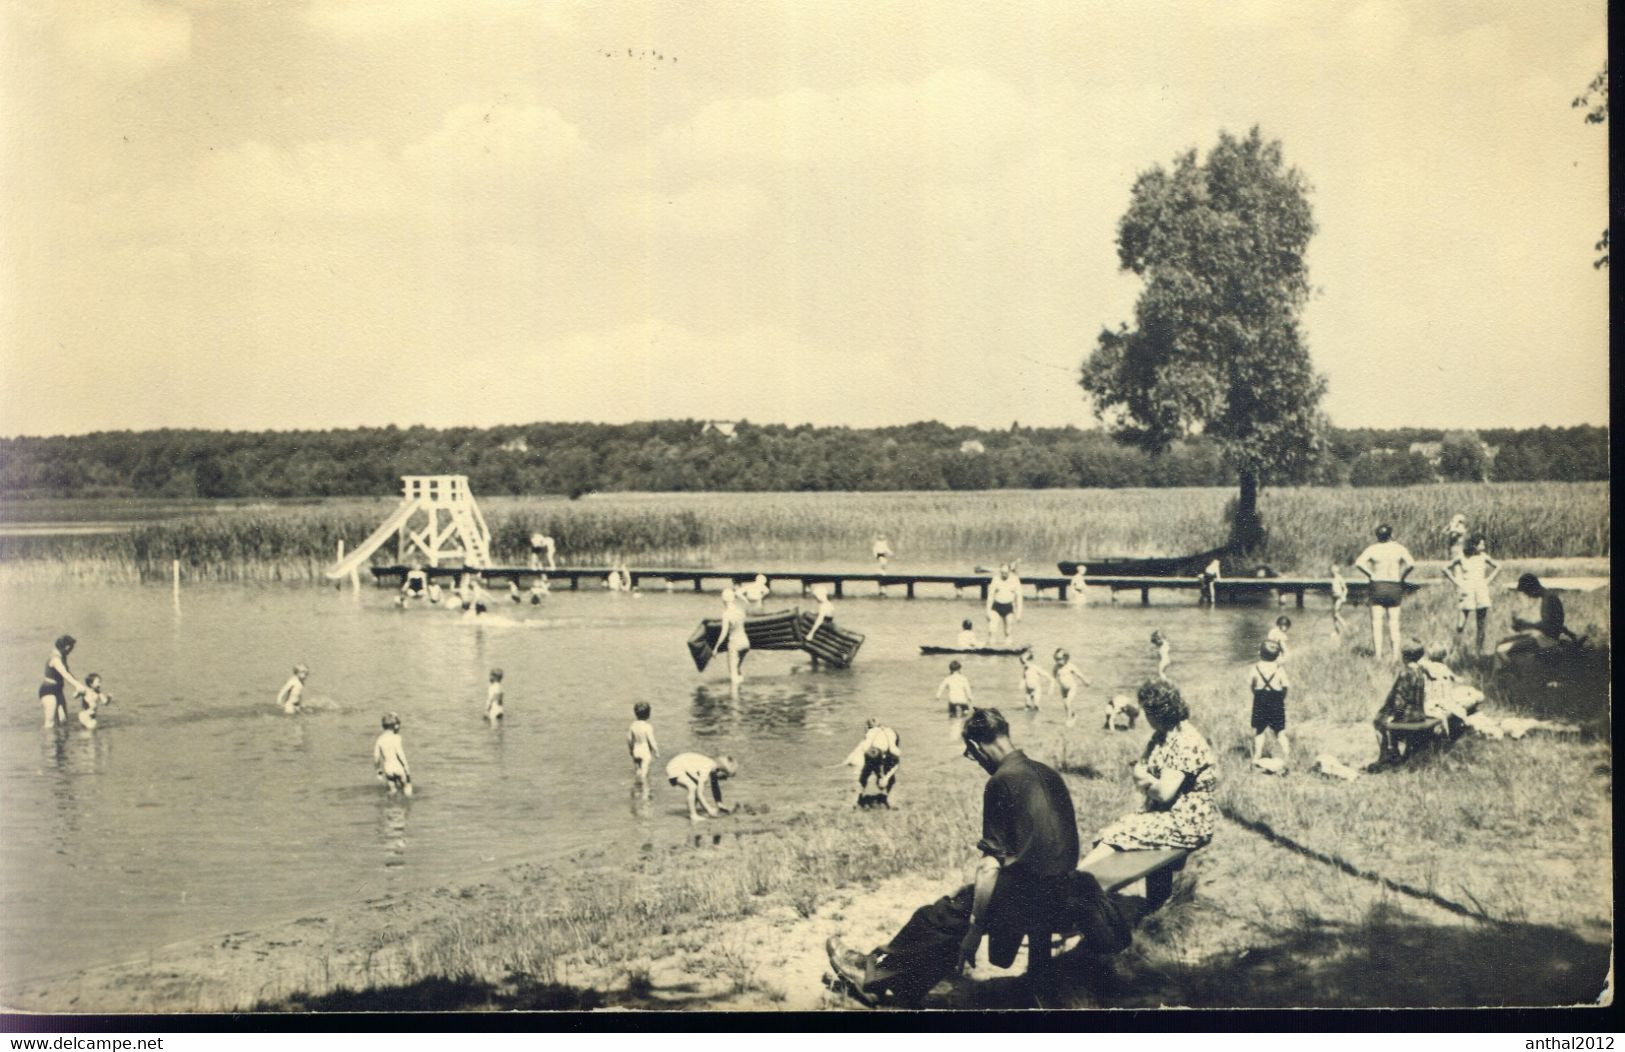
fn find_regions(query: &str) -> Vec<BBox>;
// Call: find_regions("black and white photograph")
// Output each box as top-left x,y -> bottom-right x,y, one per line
0,0 -> 1610,1019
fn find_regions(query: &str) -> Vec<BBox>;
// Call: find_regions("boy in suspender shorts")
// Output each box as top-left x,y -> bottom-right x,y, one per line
1249,640 -> 1291,773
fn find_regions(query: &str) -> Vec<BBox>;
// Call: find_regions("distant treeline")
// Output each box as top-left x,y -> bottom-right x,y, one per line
0,421 -> 1608,499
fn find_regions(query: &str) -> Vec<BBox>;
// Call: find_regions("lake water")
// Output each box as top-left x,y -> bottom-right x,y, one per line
0,579 -> 1286,984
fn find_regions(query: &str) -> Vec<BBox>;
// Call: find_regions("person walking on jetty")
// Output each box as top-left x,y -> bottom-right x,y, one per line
40,634 -> 87,728
844,717 -> 902,807
936,660 -> 974,717
713,588 -> 751,686
1354,523 -> 1415,660
1443,535 -> 1500,654
824,707 -> 1082,1008
985,564 -> 1023,643
1328,564 -> 1349,638
1248,641 -> 1291,773
276,664 -> 309,715
484,668 -> 505,723
373,713 -> 413,796
529,532 -> 557,571
627,702 -> 661,797
1052,648 -> 1091,725
665,752 -> 736,821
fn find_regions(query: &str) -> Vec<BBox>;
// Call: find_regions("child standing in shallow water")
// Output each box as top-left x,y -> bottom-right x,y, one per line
1017,649 -> 1052,712
276,665 -> 309,714
1329,565 -> 1348,637
1150,631 -> 1171,680
76,673 -> 112,730
1267,616 -> 1292,662
485,668 -> 505,722
627,702 -> 661,797
1052,648 -> 1091,725
373,713 -> 412,796
935,660 -> 974,717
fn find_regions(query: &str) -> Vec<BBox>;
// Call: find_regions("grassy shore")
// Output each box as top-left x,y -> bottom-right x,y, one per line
0,483 -> 1610,583
2,582 -> 1607,1013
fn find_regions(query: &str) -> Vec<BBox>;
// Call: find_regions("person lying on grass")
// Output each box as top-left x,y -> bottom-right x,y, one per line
1081,680 -> 1217,864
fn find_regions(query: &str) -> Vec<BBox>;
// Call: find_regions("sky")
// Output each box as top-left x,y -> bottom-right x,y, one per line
0,0 -> 1610,437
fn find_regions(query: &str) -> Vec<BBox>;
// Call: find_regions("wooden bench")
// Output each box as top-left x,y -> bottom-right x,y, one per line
1043,848 -> 1192,954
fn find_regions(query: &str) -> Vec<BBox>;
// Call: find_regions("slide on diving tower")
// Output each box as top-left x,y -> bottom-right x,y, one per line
325,498 -> 426,580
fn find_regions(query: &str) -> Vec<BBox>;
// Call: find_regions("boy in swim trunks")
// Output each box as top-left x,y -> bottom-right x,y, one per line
485,668 -> 505,722
373,713 -> 413,796
1052,648 -> 1091,725
77,673 -> 112,730
844,717 -> 902,806
936,660 -> 974,717
277,665 -> 309,714
627,702 -> 661,797
1248,640 -> 1291,772
665,752 -> 736,821
1355,524 -> 1415,661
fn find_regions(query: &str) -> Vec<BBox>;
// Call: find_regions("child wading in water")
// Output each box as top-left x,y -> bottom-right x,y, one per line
277,665 -> 309,714
1150,631 -> 1171,680
1329,564 -> 1348,637
1249,640 -> 1291,773
1017,649 -> 1052,712
935,660 -> 974,717
373,713 -> 413,796
1267,616 -> 1292,662
956,619 -> 979,649
627,702 -> 661,797
484,668 -> 505,723
76,673 -> 112,730
1052,648 -> 1091,725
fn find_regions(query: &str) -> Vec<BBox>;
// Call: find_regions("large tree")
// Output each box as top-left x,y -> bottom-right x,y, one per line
1080,127 -> 1327,552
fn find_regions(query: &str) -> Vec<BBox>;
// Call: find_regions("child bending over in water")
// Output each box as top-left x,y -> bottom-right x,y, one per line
485,668 -> 505,722
1150,631 -> 1171,680
76,673 -> 112,730
936,660 -> 974,717
1052,648 -> 1091,725
277,665 -> 309,714
627,702 -> 661,797
665,752 -> 736,822
373,713 -> 413,796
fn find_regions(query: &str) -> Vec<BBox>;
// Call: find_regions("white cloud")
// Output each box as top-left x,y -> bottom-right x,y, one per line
59,0 -> 190,79
592,181 -> 769,239
304,0 -> 571,38
404,102 -> 591,179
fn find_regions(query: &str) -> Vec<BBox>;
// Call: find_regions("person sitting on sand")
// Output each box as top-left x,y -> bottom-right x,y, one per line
665,752 -> 736,822
1495,573 -> 1580,673
1354,523 -> 1416,661
956,619 -> 980,649
824,707 -> 1082,1008
1150,630 -> 1171,680
1328,564 -> 1348,638
627,702 -> 661,797
1444,535 -> 1501,654
276,664 -> 309,715
1372,640 -> 1429,767
737,574 -> 771,608
76,673 -> 112,731
1081,680 -> 1217,864
40,634 -> 86,728
484,668 -> 505,723
844,718 -> 902,807
936,660 -> 974,717
1248,641 -> 1291,774
373,713 -> 413,796
713,588 -> 751,685
1052,649 -> 1090,726
807,585 -> 836,640
1017,649 -> 1052,713
985,565 -> 1023,643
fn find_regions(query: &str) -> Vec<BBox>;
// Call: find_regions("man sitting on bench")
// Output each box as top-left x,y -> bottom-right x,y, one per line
824,707 -> 1083,1007
1372,639 -> 1431,767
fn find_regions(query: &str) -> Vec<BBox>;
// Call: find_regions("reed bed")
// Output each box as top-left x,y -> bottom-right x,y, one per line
0,483 -> 1609,584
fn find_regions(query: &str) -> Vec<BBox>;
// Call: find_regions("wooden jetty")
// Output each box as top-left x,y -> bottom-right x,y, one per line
369,564 -> 1430,606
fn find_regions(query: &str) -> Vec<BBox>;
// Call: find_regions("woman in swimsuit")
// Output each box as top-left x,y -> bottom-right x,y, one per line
713,588 -> 751,685
40,635 -> 86,728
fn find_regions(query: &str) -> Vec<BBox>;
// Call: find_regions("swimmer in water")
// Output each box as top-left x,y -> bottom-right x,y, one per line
529,575 -> 550,604
277,664 -> 309,714
627,701 -> 661,797
485,668 -> 505,722
373,712 -> 412,796
76,672 -> 112,730
427,581 -> 444,605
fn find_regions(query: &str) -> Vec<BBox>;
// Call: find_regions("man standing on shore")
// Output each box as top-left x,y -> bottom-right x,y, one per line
825,707 -> 1081,1007
1354,523 -> 1415,661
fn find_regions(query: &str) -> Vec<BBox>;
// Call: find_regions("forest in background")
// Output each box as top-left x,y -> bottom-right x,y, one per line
0,421 -> 1608,499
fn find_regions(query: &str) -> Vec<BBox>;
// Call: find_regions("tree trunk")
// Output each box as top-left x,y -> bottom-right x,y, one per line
1229,468 -> 1266,554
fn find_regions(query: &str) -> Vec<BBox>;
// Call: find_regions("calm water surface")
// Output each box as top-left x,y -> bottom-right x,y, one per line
0,580 -> 1287,982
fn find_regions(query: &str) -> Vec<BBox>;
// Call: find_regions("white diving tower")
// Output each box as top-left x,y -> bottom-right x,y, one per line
326,475 -> 492,579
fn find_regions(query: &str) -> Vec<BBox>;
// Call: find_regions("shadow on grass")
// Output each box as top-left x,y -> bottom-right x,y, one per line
1483,643 -> 1611,733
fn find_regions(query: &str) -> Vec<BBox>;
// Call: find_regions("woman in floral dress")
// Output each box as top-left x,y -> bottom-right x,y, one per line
1081,679 -> 1217,863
